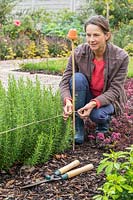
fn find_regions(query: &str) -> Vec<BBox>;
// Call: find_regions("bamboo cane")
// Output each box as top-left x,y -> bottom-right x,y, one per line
71,40 -> 75,150
67,29 -> 78,151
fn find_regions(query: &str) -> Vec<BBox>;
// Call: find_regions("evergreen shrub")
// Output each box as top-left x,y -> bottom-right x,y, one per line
0,76 -> 72,170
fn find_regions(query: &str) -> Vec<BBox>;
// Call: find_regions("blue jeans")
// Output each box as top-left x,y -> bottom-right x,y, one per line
69,73 -> 114,139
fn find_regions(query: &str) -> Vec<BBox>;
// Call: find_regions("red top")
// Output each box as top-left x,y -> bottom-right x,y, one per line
90,59 -> 105,97
90,59 -> 105,108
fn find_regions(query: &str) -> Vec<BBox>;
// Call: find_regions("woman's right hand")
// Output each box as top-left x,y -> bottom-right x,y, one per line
63,99 -> 73,120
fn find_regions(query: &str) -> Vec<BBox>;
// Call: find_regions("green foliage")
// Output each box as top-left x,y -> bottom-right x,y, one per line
21,58 -> 68,74
0,77 -> 72,170
0,0 -> 19,24
47,37 -> 70,57
93,145 -> 133,200
89,0 -> 132,28
41,9 -> 83,38
112,20 -> 133,49
124,43 -> 133,57
128,57 -> 133,78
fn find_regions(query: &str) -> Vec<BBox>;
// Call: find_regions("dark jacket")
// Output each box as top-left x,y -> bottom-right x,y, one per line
59,43 -> 129,115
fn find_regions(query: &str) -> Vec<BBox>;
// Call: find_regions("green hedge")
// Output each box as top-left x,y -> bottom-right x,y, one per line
0,76 -> 72,170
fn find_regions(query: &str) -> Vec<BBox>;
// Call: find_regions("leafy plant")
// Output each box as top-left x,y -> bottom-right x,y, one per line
0,0 -> 19,24
124,43 -> 133,57
93,145 -> 133,200
0,77 -> 72,170
88,0 -> 132,28
112,20 -> 133,49
128,57 -> 133,78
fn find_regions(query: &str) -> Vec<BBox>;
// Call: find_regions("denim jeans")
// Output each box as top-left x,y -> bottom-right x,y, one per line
69,73 -> 114,136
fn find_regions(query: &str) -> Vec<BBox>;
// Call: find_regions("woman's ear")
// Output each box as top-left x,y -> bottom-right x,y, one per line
105,32 -> 111,41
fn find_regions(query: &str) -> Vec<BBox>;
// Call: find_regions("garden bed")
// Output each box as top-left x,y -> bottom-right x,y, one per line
0,78 -> 132,200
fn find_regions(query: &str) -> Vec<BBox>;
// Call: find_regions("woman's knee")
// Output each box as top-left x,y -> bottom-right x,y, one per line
69,73 -> 89,90
90,109 -> 109,124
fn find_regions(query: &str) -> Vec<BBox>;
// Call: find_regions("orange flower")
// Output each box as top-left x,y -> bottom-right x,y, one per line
14,20 -> 21,26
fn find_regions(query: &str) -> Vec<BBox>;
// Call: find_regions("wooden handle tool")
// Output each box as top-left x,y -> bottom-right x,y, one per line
54,160 -> 80,175
61,164 -> 94,179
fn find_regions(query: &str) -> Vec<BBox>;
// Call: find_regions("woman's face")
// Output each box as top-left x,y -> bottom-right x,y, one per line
86,24 -> 110,53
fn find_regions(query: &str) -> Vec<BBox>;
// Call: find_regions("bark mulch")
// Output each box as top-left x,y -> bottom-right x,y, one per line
0,78 -> 132,200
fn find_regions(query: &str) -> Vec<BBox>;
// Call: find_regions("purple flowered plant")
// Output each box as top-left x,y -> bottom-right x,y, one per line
97,133 -> 105,140
111,132 -> 121,141
104,138 -> 111,144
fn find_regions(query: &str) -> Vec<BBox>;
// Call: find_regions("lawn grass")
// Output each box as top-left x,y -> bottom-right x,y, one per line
128,57 -> 133,78
21,56 -> 133,78
21,58 -> 68,74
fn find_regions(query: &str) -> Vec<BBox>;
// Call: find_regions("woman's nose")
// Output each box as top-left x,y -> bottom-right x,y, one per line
90,35 -> 95,41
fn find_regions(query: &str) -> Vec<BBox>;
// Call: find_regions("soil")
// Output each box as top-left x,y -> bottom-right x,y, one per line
0,78 -> 132,200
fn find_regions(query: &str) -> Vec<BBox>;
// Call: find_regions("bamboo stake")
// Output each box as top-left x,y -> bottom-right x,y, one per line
67,29 -> 78,151
71,40 -> 75,151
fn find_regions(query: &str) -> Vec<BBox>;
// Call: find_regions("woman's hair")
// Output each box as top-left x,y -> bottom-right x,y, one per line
84,15 -> 110,34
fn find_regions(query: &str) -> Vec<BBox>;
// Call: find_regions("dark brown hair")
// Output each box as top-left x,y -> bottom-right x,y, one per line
84,15 -> 110,34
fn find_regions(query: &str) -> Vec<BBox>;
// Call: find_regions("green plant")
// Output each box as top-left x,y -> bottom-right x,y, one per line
23,41 -> 37,58
0,77 -> 72,170
0,0 -> 19,25
93,145 -> 133,200
112,21 -> 133,49
124,43 -> 133,57
20,58 -> 68,74
89,0 -> 132,28
36,38 -> 50,58
128,57 -> 133,78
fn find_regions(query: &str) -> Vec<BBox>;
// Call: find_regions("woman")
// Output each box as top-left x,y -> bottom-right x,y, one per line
59,15 -> 129,146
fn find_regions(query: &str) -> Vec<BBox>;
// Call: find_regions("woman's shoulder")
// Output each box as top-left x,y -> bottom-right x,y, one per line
75,43 -> 90,55
107,43 -> 129,59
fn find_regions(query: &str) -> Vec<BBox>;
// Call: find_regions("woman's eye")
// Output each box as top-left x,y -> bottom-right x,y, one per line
86,34 -> 100,37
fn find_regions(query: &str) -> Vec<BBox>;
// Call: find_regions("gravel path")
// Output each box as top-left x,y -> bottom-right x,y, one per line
0,59 -> 62,91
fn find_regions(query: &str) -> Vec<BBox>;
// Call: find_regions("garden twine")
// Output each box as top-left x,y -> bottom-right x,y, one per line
0,111 -> 78,135
0,114 -> 63,135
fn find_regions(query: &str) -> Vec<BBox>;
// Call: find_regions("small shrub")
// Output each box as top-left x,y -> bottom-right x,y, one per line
23,41 -> 37,58
36,38 -> 50,58
47,36 -> 70,57
112,21 -> 133,49
0,77 -> 72,170
93,145 -> 133,200
124,43 -> 133,56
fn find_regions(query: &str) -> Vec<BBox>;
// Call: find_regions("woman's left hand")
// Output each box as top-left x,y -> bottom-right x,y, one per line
77,101 -> 96,120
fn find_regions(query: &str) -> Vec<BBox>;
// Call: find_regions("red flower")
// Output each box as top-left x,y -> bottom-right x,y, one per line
14,20 -> 21,26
